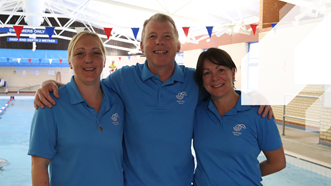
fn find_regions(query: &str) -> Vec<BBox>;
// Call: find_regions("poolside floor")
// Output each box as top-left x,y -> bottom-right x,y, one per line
277,124 -> 331,177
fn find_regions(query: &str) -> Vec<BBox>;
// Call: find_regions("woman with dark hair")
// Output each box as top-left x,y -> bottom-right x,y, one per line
193,48 -> 286,186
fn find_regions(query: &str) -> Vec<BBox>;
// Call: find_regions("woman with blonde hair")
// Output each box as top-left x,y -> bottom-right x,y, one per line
28,31 -> 124,186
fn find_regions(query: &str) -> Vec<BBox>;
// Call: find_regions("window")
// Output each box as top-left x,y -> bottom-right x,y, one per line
175,52 -> 184,65
247,42 -> 259,92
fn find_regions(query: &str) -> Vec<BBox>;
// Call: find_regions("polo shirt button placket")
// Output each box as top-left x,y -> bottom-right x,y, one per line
88,106 -> 103,132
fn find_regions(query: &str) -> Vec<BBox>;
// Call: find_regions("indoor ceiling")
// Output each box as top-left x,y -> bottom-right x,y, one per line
0,0 -> 329,54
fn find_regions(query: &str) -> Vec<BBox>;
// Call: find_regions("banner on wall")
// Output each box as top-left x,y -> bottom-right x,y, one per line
7,37 -> 58,43
0,28 -> 48,34
0,49 -> 69,67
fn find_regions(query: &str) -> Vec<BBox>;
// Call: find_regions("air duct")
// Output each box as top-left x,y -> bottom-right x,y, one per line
23,0 -> 45,27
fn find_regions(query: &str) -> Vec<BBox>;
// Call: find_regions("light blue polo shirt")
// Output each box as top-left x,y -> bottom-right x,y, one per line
28,76 -> 124,186
103,61 -> 199,186
193,92 -> 282,186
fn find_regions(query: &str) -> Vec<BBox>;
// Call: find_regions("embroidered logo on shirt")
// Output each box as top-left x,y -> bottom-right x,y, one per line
111,113 -> 119,125
176,92 -> 187,104
233,124 -> 246,136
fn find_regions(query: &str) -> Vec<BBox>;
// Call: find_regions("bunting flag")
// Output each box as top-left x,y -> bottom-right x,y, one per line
182,27 -> 190,37
271,23 -> 277,33
75,27 -> 85,33
28,59 -> 31,63
49,59 -> 53,64
250,24 -> 258,35
131,28 -> 139,40
13,26 -> 24,39
39,59 -> 42,63
104,28 -> 113,40
59,59 -> 63,63
17,58 -> 21,63
118,57 -> 121,61
206,26 -> 214,38
6,58 -> 10,62
136,55 -> 140,61
128,56 -> 131,60
45,27 -> 55,39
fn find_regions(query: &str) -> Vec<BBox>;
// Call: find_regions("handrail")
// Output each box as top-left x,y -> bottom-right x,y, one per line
17,84 -> 40,93
282,95 -> 321,135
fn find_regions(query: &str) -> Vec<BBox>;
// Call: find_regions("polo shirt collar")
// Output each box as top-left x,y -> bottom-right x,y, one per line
141,60 -> 185,83
66,76 -> 111,111
208,90 -> 251,116
67,76 -> 85,105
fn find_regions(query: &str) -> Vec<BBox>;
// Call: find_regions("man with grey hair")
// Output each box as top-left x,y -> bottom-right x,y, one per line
34,13 -> 272,186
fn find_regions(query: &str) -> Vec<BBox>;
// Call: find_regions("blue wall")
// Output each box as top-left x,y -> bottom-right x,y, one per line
0,49 -> 69,67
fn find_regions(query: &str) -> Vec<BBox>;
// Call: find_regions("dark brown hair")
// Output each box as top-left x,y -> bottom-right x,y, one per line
195,48 -> 237,89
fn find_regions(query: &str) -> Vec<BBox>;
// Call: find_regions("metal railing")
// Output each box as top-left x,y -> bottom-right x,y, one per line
282,95 -> 321,135
17,84 -> 40,94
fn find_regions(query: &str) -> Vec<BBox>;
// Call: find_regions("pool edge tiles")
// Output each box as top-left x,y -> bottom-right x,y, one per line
285,150 -> 331,178
0,96 -> 34,100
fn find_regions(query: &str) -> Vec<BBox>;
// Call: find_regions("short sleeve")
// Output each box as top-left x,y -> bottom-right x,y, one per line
28,107 -> 57,159
256,117 -> 283,151
102,68 -> 122,95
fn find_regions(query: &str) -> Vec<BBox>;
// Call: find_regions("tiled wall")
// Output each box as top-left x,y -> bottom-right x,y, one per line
258,8 -> 331,145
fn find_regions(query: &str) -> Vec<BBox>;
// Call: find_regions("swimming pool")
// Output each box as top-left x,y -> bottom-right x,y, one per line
0,97 -> 33,186
0,97 -> 331,186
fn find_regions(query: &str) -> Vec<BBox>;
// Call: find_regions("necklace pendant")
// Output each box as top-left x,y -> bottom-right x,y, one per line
98,126 -> 104,132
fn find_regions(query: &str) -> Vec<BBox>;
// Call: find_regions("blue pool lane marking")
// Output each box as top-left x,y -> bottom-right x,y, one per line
0,96 -> 14,114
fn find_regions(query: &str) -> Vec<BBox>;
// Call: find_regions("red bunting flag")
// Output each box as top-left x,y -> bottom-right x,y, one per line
59,59 -> 62,63
13,26 -> 24,39
182,27 -> 190,37
118,57 -> 121,61
104,28 -> 113,40
28,59 -> 31,63
250,24 -> 258,35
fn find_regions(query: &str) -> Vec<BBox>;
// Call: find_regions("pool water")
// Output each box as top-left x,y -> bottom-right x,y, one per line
0,98 -> 331,186
258,155 -> 331,186
0,98 -> 33,186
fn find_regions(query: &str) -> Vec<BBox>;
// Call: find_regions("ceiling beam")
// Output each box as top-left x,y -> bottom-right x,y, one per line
0,11 -> 125,27
94,0 -> 215,25
239,7 -> 259,17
